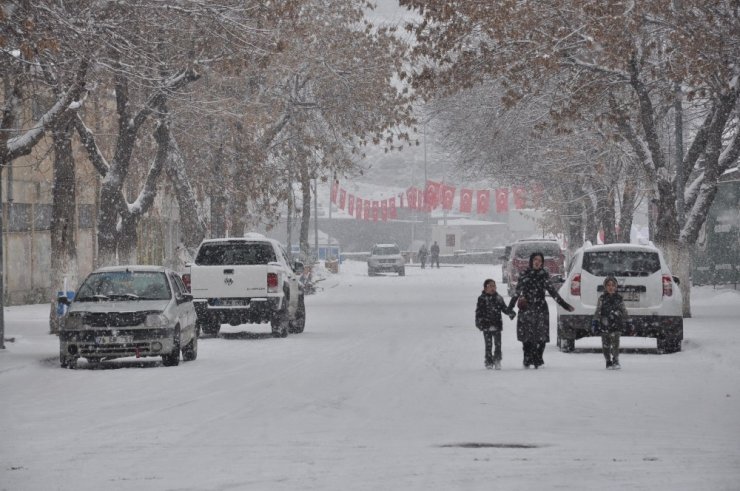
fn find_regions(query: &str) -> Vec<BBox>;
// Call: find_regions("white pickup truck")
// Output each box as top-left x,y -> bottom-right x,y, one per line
185,233 -> 306,337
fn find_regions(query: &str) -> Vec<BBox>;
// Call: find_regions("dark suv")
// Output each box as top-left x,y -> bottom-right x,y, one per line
503,239 -> 566,297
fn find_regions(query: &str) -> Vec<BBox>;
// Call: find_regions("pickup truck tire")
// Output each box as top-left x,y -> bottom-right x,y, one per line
289,295 -> 306,334
161,328 -> 181,366
271,299 -> 289,338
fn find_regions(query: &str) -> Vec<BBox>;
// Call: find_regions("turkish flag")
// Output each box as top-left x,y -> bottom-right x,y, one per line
381,200 -> 388,221
355,198 -> 363,219
339,189 -> 347,210
476,190 -> 490,214
495,188 -> 509,213
389,197 -> 397,219
364,200 -> 371,220
348,194 -> 355,215
406,187 -> 419,210
331,180 -> 339,204
441,184 -> 456,210
459,188 -> 473,213
425,180 -> 441,210
372,201 -> 380,221
398,193 -> 404,209
512,186 -> 526,209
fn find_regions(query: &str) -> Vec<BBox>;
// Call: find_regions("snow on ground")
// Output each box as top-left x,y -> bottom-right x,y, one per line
1,261 -> 739,490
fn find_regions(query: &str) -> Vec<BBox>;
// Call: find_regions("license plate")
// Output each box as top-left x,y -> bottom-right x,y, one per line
622,291 -> 639,302
221,299 -> 247,306
95,335 -> 133,344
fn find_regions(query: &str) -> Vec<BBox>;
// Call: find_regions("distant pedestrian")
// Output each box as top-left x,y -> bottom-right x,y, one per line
592,276 -> 629,370
475,279 -> 516,369
430,241 -> 440,268
508,252 -> 574,368
418,244 -> 428,269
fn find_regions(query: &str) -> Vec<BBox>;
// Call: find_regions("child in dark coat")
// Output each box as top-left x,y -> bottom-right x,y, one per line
475,279 -> 516,369
592,276 -> 629,370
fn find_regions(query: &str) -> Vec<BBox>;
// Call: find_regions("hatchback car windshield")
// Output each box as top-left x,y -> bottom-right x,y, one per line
372,246 -> 400,255
196,242 -> 276,265
582,251 -> 661,277
76,271 -> 171,301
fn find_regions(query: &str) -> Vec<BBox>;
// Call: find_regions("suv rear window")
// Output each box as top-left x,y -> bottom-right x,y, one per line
582,251 -> 661,277
195,242 -> 277,266
372,246 -> 400,255
512,242 -> 561,259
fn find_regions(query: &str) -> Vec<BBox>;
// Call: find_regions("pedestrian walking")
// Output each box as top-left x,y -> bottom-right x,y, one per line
592,276 -> 629,370
430,241 -> 440,268
508,251 -> 574,368
475,279 -> 516,369
418,244 -> 428,269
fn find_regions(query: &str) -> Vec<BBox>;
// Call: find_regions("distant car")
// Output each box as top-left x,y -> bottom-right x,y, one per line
556,242 -> 683,353
58,265 -> 198,368
504,239 -> 566,296
367,243 -> 405,276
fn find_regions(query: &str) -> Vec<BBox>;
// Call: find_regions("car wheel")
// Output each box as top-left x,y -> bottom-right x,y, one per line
182,333 -> 198,361
271,298 -> 290,338
657,336 -> 681,354
289,295 -> 306,334
162,328 -> 181,366
368,268 -> 375,276
399,268 -> 405,276
60,355 -> 77,369
199,316 -> 220,337
559,336 -> 575,352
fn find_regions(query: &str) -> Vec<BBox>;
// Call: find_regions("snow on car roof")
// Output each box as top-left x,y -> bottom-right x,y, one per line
93,265 -> 168,273
582,242 -> 659,252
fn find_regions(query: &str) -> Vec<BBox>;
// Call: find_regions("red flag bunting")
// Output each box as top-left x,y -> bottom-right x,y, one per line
381,200 -> 388,221
441,184 -> 456,211
364,200 -> 371,220
331,180 -> 339,204
513,186 -> 526,209
348,194 -> 355,215
406,187 -> 419,210
425,180 -> 441,210
389,197 -> 397,219
356,198 -> 363,219
476,189 -> 491,214
459,188 -> 473,213
339,189 -> 346,210
495,188 -> 509,213
372,201 -> 379,221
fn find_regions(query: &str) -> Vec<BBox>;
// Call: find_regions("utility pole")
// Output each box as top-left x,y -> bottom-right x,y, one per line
0,163 -> 5,349
313,178 -> 319,261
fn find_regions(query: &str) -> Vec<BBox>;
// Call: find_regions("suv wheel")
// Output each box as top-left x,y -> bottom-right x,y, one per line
162,328 -> 181,366
182,333 -> 198,361
60,355 -> 77,369
398,268 -> 405,276
657,336 -> 682,354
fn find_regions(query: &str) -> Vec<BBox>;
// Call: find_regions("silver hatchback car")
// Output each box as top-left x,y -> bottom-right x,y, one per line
58,265 -> 198,368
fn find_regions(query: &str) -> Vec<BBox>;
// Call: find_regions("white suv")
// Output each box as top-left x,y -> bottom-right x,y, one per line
556,242 -> 683,353
367,244 -> 405,276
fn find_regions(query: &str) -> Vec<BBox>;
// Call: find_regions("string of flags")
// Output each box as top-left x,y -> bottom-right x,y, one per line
331,180 -> 545,222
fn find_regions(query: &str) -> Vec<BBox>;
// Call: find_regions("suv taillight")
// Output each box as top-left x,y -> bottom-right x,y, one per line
267,272 -> 279,293
181,273 -> 191,292
662,275 -> 673,296
570,273 -> 581,296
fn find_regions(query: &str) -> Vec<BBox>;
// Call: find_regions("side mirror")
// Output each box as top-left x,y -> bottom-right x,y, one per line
181,293 -> 193,302
294,261 -> 304,274
672,276 -> 681,286
57,295 -> 71,306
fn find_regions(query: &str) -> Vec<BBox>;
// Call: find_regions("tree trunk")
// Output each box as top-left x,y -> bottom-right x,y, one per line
210,143 -> 226,238
48,117 -> 79,334
598,186 -> 617,244
618,172 -> 637,243
583,195 -> 598,244
299,164 -> 312,263
165,133 -> 206,255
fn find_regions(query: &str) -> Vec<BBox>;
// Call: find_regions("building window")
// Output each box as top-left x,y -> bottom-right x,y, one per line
446,234 -> 455,247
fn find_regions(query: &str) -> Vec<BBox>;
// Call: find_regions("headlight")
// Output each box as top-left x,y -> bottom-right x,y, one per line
145,313 -> 168,327
63,313 -> 84,330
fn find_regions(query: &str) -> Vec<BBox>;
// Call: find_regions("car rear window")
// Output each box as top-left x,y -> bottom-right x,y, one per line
373,246 -> 400,255
582,251 -> 661,277
513,243 -> 562,259
195,242 -> 277,266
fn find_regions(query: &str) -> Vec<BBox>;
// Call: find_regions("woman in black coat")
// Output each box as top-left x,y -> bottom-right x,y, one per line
508,252 -> 574,368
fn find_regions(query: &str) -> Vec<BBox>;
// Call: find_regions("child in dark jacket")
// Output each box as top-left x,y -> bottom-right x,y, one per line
476,279 -> 516,369
592,276 -> 630,370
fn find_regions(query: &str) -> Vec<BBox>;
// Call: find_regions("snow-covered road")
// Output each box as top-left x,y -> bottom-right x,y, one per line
1,261 -> 739,490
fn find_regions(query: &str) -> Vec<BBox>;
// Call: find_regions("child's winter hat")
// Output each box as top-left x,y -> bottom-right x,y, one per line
603,276 -> 618,288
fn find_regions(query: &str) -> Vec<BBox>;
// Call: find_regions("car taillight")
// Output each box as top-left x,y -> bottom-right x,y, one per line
570,273 -> 581,296
181,273 -> 191,292
662,275 -> 673,296
267,273 -> 279,293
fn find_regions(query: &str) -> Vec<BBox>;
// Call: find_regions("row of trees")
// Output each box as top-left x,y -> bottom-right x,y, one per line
1,0 -> 413,338
400,0 -> 740,315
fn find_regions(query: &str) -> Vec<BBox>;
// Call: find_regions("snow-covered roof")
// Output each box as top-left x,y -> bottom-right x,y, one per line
93,265 -> 168,273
